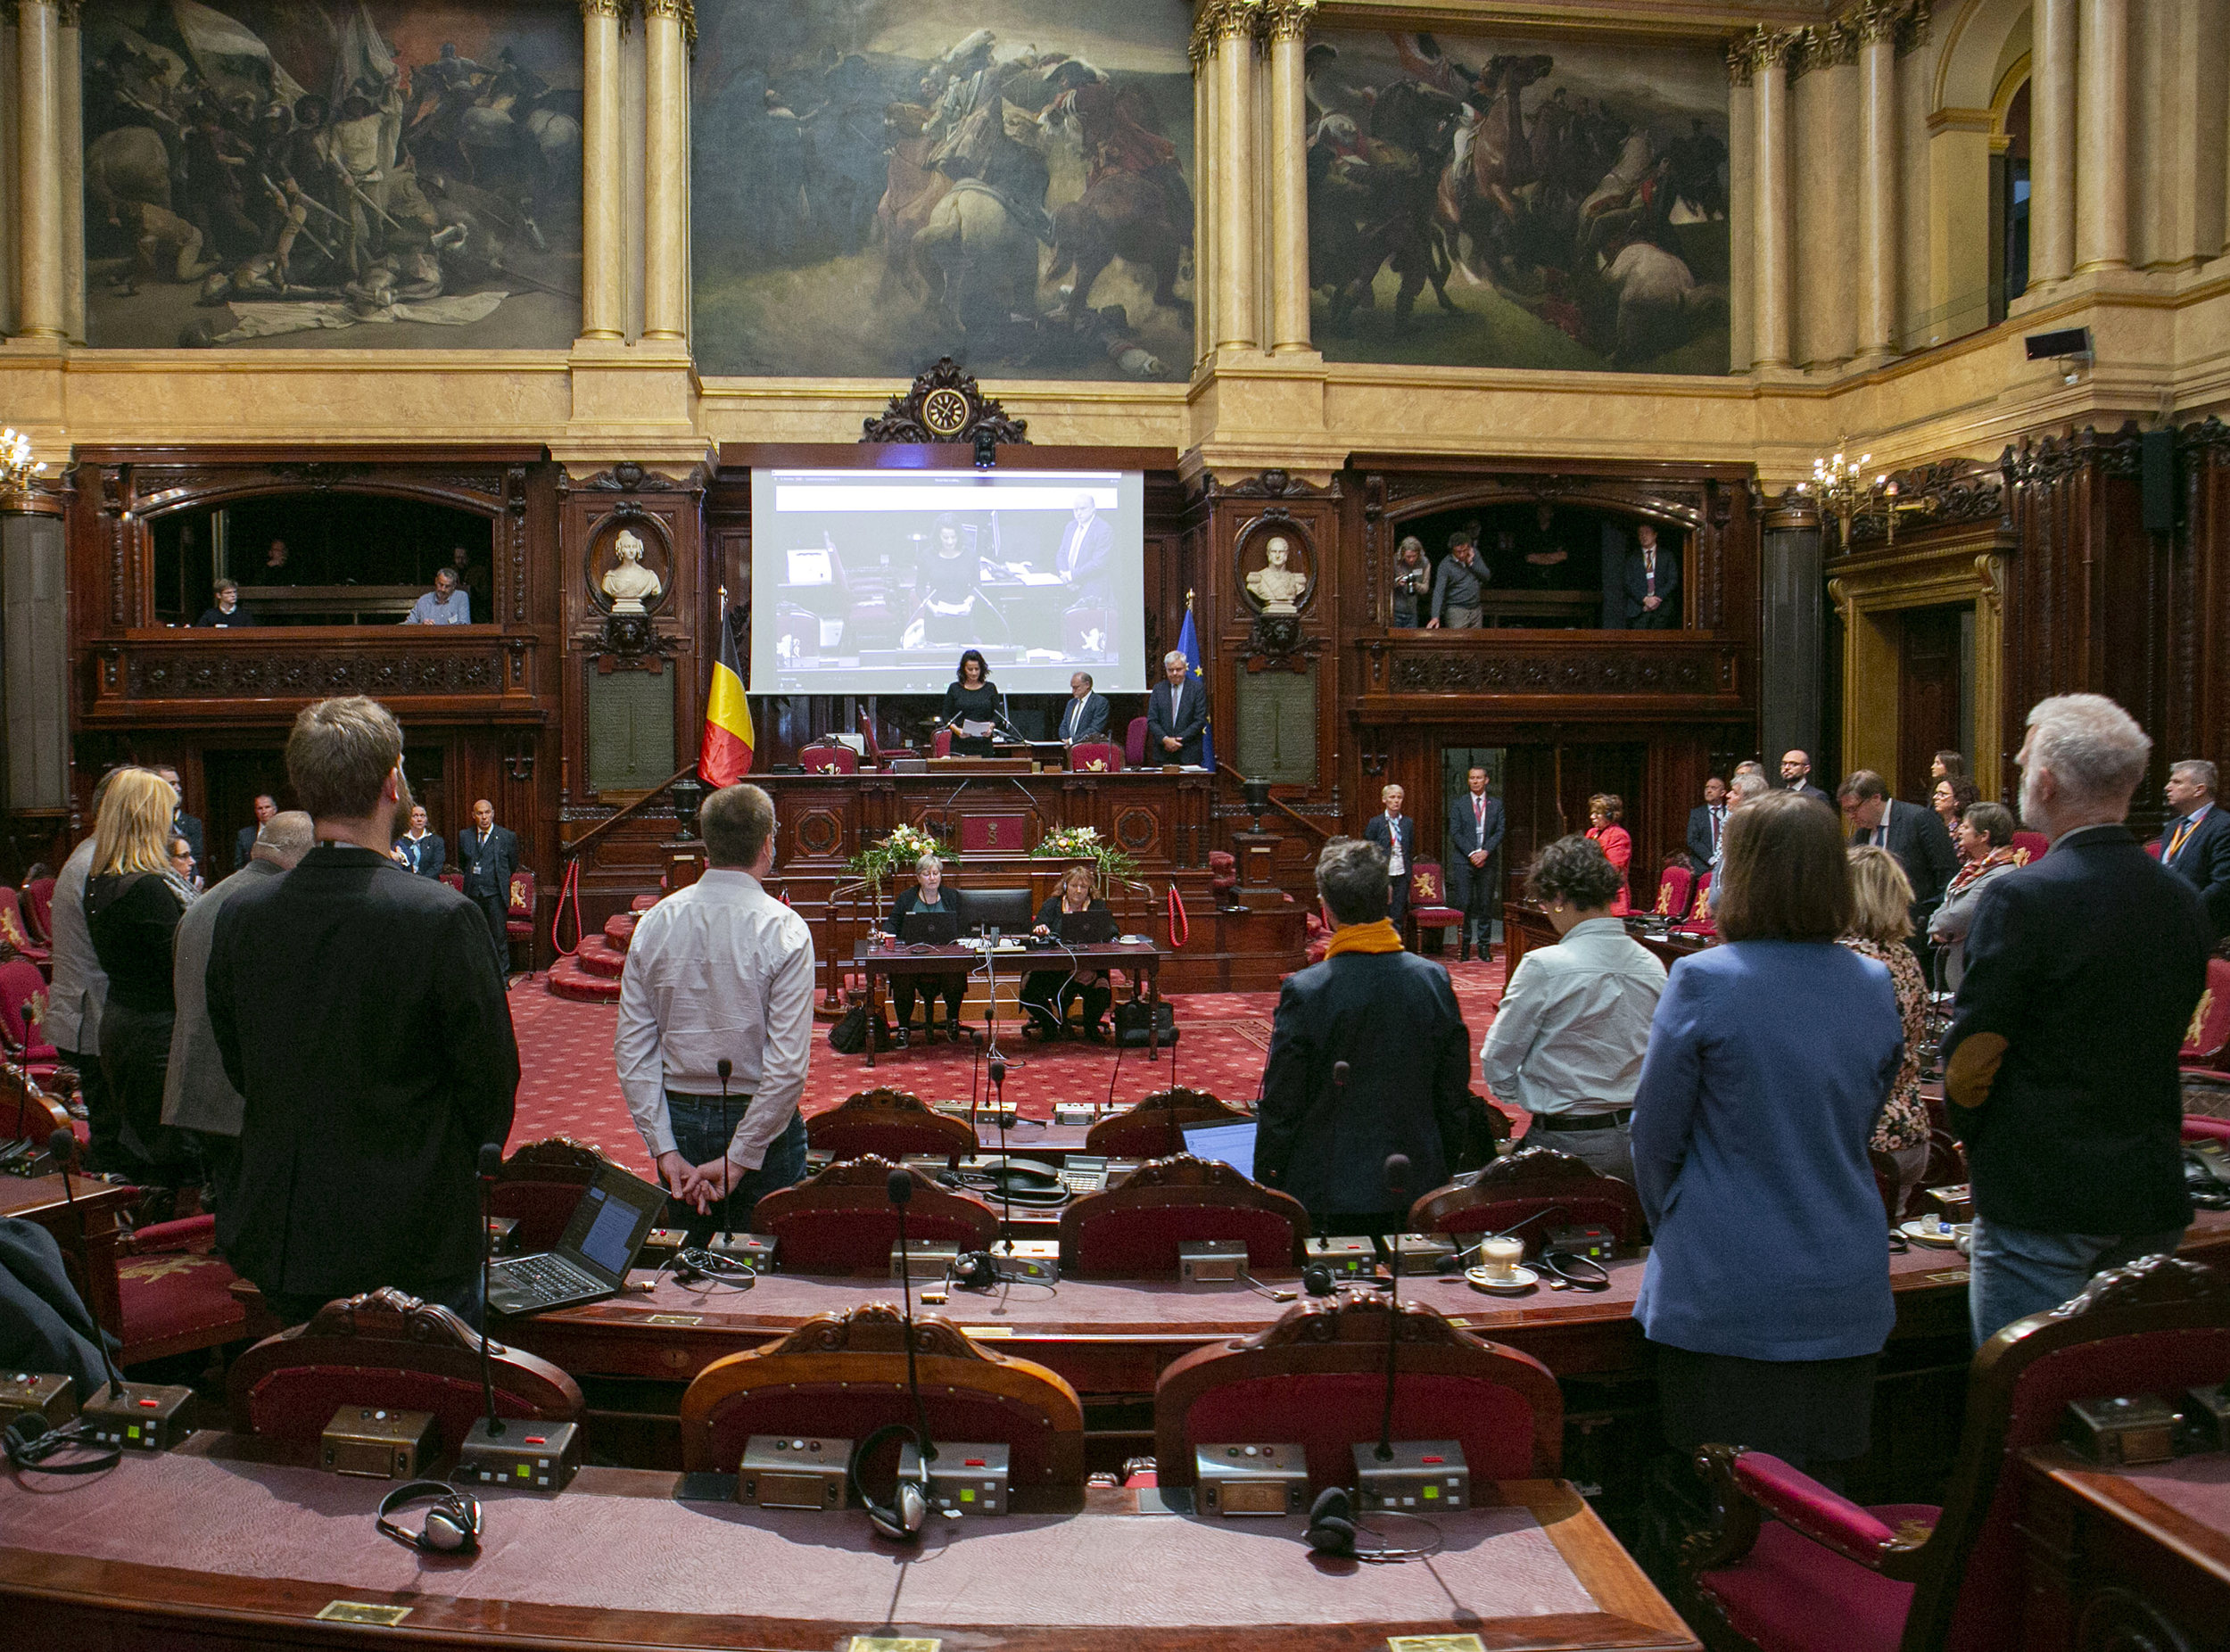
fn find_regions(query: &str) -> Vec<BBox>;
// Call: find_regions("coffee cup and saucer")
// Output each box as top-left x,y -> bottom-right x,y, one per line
1464,1236 -> 1538,1294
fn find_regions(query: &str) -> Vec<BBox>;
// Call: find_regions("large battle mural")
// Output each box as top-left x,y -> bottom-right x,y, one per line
82,1 -> 582,349
690,0 -> 1196,382
1307,29 -> 1730,374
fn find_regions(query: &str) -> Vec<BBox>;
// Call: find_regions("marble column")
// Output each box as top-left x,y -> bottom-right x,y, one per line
1264,0 -> 1314,354
641,0 -> 687,341
1749,31 -> 1795,368
1210,1 -> 1259,353
579,0 -> 627,342
13,0 -> 64,340
59,1 -> 83,345
1856,12 -> 1898,359
1725,63 -> 1755,372
2075,0 -> 2129,271
2031,0 -> 2077,285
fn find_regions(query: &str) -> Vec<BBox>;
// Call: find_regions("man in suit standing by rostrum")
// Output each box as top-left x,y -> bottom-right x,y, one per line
1686,775 -> 1728,871
1945,694 -> 2208,1342
1363,783 -> 1418,934
457,797 -> 521,971
234,793 -> 277,873
1839,768 -> 1958,961
1146,649 -> 1208,765
1446,766 -> 1505,962
2159,758 -> 2230,941
1058,671 -> 1110,745
1780,750 -> 1835,810
208,697 -> 517,1329
1623,522 -> 1681,628
1053,491 -> 1113,610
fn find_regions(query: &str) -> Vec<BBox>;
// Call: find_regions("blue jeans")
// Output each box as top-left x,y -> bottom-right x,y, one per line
1968,1217 -> 2187,1346
665,1094 -> 809,1246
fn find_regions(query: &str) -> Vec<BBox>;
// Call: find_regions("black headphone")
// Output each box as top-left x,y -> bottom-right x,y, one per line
4,1413 -> 120,1476
1301,1264 -> 1336,1298
1304,1485 -> 1356,1557
377,1481 -> 483,1556
848,1423 -> 929,1542
951,1251 -> 1000,1291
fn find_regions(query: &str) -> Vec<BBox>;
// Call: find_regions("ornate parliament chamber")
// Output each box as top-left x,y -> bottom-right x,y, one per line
4,0 -> 2230,1648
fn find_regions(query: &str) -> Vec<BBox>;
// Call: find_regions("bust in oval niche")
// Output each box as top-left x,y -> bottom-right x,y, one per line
1243,533 -> 1309,615
599,527 -> 665,615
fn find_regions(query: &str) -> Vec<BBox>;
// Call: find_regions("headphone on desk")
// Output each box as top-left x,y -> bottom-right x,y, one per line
4,1413 -> 120,1476
1304,1486 -> 1357,1557
377,1481 -> 483,1556
848,1424 -> 930,1542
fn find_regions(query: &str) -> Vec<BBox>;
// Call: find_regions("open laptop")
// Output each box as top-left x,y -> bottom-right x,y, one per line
900,908 -> 962,946
486,1161 -> 669,1319
1058,907 -> 1118,945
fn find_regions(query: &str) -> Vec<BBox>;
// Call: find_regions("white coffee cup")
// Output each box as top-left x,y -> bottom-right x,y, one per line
1478,1237 -> 1524,1281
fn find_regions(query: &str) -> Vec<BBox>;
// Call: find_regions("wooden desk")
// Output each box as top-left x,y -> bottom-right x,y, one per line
2016,1445 -> 2230,1652
0,1434 -> 1697,1651
0,1172 -> 135,1339
1502,902 -> 1712,975
854,938 -> 1164,1068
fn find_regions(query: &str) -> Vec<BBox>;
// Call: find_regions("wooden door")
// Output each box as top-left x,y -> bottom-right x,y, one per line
1896,604 -> 1969,802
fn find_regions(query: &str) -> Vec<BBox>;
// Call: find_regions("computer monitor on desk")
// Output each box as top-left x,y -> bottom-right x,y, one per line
963,888 -> 1034,934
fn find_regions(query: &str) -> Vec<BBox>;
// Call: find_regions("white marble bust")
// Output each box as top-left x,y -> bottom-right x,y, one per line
1246,536 -> 1307,614
601,529 -> 662,614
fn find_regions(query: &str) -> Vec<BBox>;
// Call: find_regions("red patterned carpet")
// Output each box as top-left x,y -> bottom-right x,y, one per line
506,954 -> 1511,1174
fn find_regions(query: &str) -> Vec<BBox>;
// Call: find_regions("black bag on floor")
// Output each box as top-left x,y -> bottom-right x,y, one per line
1113,999 -> 1179,1048
828,1002 -> 889,1055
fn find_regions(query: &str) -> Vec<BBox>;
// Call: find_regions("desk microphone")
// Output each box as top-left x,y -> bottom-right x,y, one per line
988,1055 -> 1012,1251
49,1128 -> 126,1403
886,1169 -> 937,1460
715,1058 -> 734,1246
475,1143 -> 504,1440
1376,1152 -> 1411,1464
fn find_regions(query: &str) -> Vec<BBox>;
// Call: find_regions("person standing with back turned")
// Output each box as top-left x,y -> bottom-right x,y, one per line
207,696 -> 517,1329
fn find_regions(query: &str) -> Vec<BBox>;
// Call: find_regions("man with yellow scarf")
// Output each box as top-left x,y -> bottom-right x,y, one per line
1256,837 -> 1475,1235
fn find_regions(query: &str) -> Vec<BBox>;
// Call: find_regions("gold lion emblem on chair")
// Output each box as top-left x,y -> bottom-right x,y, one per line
2191,988 -> 2216,1050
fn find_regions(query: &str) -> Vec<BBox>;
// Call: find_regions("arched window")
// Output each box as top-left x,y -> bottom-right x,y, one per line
1988,70 -> 2031,325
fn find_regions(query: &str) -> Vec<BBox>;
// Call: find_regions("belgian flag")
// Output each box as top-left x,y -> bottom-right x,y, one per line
699,604 -> 755,785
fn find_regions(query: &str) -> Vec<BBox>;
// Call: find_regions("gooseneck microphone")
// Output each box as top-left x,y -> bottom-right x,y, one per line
475,1143 -> 504,1440
51,1128 -> 128,1403
886,1169 -> 937,1461
1376,1152 -> 1411,1464
715,1058 -> 735,1244
988,1055 -> 1012,1251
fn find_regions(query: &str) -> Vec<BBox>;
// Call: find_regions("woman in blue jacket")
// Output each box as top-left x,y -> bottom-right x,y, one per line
1631,789 -> 1904,1479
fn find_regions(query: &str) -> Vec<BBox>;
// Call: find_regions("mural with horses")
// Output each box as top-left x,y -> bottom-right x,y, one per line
690,0 -> 1195,381
81,0 -> 582,349
1308,29 -> 1730,374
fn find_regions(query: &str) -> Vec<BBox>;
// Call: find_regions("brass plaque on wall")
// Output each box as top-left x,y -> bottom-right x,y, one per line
1236,665 -> 1317,786
587,669 -> 677,793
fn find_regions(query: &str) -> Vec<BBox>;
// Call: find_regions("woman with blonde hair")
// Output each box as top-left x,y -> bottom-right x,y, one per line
1838,846 -> 1931,1213
84,768 -> 200,1187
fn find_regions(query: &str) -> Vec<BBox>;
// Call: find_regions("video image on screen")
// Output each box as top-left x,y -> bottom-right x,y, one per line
750,469 -> 1147,696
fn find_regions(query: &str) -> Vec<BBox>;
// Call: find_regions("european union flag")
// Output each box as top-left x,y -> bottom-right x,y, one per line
1177,602 -> 1213,772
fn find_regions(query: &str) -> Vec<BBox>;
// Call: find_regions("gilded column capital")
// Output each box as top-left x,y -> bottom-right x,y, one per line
1792,20 -> 1859,78
1843,0 -> 1929,51
1729,24 -> 1801,83
580,0 -> 632,19
642,0 -> 696,53
1260,0 -> 1315,45
1189,0 -> 1262,72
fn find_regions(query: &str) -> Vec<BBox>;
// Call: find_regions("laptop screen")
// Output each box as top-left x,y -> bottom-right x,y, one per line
1182,1122 -> 1259,1182
557,1163 -> 669,1282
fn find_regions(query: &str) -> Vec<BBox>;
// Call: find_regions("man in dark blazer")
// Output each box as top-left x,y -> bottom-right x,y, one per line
1839,769 -> 1959,948
392,804 -> 446,878
1258,838 -> 1472,1235
1145,650 -> 1207,765
1362,783 -> 1418,932
208,696 -> 517,1330
1779,750 -> 1836,811
1686,775 -> 1728,870
1053,492 -> 1114,609
1057,671 -> 1111,744
1944,694 -> 2208,1343
2159,758 -> 2230,941
156,766 -> 204,874
1622,522 -> 1681,628
234,793 -> 277,872
456,797 -> 522,970
1445,765 -> 1505,962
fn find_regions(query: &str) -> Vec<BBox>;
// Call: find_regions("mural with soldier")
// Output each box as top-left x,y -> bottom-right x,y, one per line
82,1 -> 581,349
1307,29 -> 1730,374
690,0 -> 1195,382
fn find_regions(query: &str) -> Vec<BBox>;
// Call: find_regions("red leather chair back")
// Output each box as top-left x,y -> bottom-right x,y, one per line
754,1157 -> 999,1275
0,961 -> 53,1058
1059,1155 -> 1309,1276
1085,1088 -> 1251,1158
1124,717 -> 1147,768
2180,956 -> 2230,1065
0,889 -> 43,959
800,742 -> 859,774
1409,1144 -> 1647,1251
2010,830 -> 2049,864
20,880 -> 54,945
1654,863 -> 1695,918
933,728 -> 954,757
1068,741 -> 1122,772
805,1087 -> 978,1166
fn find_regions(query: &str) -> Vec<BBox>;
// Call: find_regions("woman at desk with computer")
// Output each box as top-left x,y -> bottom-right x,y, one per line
880,854 -> 969,1046
938,649 -> 1006,757
1022,863 -> 1114,1042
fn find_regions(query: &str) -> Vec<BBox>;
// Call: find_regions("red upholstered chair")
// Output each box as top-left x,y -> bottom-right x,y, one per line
1067,740 -> 1122,772
2010,830 -> 2049,865
754,1156 -> 999,1276
1152,1293 -> 1563,1499
805,1087 -> 978,1167
1406,862 -> 1466,953
1060,1154 -> 1309,1277
118,1212 -> 277,1365
441,871 -> 464,892
1672,871 -> 1716,937
1124,716 -> 1148,769
1682,1254 -> 2230,1652
2184,1115 -> 2230,1148
932,728 -> 954,757
0,960 -> 57,1070
678,1302 -> 1086,1501
1085,1086 -> 1252,1159
505,870 -> 538,961
227,1287 -> 582,1451
1409,1144 -> 1648,1253
2180,957 -> 2230,1074
800,741 -> 859,774
490,1137 -> 613,1254
1653,863 -> 1696,920
0,1071 -> 78,1148
20,879 -> 54,946
0,888 -> 49,970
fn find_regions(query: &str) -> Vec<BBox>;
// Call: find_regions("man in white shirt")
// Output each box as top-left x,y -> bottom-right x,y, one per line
1482,835 -> 1666,1183
615,782 -> 814,1243
402,566 -> 471,625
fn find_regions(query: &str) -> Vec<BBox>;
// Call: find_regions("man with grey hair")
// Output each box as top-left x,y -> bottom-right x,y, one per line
1256,837 -> 1472,1235
2158,757 -> 2230,940
1943,694 -> 2209,1342
616,782 -> 814,1243
163,810 -> 314,1214
1146,648 -> 1207,765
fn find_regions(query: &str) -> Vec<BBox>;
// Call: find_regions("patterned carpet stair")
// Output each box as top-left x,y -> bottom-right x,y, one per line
546,956 -> 622,1004
544,898 -> 650,1003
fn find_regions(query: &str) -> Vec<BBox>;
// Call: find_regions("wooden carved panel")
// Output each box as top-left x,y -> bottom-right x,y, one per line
113,642 -> 508,701
1384,647 -> 1729,696
794,808 -> 846,859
